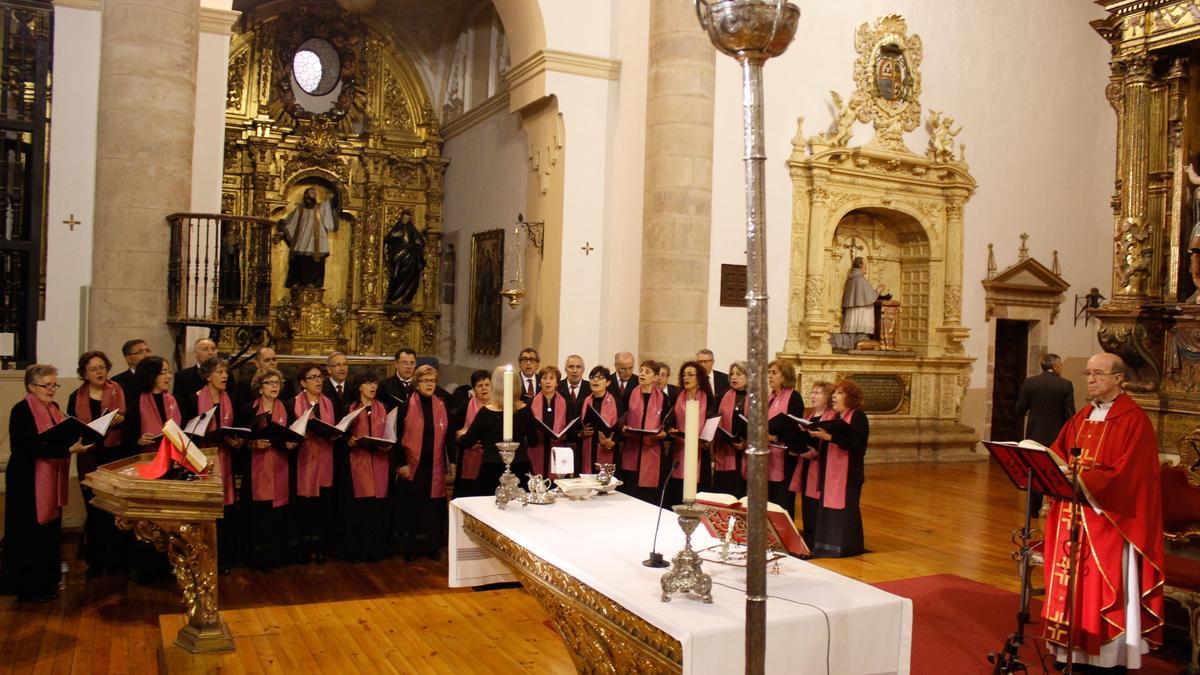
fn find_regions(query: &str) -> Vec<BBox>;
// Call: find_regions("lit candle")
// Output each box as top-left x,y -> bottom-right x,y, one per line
503,366 -> 514,441
725,515 -> 735,545
683,398 -> 699,501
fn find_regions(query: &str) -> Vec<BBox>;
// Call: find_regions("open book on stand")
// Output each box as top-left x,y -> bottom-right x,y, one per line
980,439 -> 1081,502
695,491 -> 810,557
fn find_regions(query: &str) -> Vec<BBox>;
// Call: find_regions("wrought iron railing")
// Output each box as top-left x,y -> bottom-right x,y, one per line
166,213 -> 273,329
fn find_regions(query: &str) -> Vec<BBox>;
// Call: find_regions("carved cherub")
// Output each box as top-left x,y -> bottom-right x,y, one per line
927,109 -> 962,164
813,91 -> 860,148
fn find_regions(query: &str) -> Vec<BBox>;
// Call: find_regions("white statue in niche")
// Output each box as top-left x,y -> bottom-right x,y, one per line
832,256 -> 891,351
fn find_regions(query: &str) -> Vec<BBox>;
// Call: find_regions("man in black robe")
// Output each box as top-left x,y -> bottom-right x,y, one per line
380,348 -> 417,410
322,351 -> 353,418
173,337 -> 216,418
558,354 -> 588,418
1013,352 -> 1075,515
111,338 -> 150,403
609,351 -> 636,405
696,349 -> 729,398
517,347 -> 540,404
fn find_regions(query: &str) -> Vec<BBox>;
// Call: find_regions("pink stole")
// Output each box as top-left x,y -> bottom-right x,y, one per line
818,409 -> 855,509
791,408 -> 833,494
713,389 -> 741,472
139,391 -> 181,437
251,398 -> 289,507
763,388 -> 794,482
196,387 -> 236,505
399,394 -> 448,498
622,387 -> 665,488
73,381 -> 125,448
349,400 -> 390,499
459,398 -> 485,480
294,394 -> 335,498
528,391 -> 568,475
26,394 -> 69,524
670,390 -> 708,479
582,393 -> 619,468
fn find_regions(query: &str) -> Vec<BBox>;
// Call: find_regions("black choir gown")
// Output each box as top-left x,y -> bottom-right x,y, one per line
767,390 -> 806,519
0,400 -> 69,600
396,394 -> 447,559
121,392 -> 175,579
71,392 -> 127,574
807,408 -> 869,558
457,407 -> 538,497
712,390 -> 747,497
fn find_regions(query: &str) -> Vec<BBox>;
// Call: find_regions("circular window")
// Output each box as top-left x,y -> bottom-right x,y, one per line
292,38 -> 341,96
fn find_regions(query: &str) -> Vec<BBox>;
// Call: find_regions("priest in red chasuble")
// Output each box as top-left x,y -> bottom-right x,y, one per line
1041,352 -> 1163,669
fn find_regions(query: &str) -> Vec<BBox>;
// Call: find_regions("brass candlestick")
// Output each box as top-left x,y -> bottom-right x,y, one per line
660,500 -> 713,603
494,441 -> 526,509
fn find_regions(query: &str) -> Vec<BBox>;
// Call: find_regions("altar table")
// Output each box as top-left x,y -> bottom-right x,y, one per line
449,493 -> 911,674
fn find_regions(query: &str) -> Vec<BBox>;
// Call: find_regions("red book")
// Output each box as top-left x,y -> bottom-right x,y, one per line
695,492 -> 811,557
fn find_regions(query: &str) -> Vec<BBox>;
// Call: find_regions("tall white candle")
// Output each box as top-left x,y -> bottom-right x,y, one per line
683,398 -> 699,501
503,366 -> 514,441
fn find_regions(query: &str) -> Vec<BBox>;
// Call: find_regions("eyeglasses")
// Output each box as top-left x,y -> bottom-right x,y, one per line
260,379 -> 281,387
1082,370 -> 1117,378
32,382 -> 61,391
303,375 -> 323,381
519,356 -> 538,362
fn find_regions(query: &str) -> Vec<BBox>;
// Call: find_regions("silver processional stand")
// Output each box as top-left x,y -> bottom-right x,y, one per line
694,2 -> 799,674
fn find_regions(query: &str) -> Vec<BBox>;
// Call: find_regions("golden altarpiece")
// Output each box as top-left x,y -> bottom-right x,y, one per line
778,16 -> 977,461
1090,2 -> 1200,462
219,0 -> 446,356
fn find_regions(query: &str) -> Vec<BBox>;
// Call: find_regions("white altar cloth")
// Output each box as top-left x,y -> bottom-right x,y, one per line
449,494 -> 911,675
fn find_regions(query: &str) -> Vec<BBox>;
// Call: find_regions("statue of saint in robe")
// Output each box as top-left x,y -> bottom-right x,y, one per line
278,187 -> 338,289
384,209 -> 426,306
841,257 -> 880,335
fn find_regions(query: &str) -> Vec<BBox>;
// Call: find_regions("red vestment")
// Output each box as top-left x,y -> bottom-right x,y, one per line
1041,393 -> 1164,656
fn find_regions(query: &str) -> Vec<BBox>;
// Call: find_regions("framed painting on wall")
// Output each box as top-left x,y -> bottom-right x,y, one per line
468,229 -> 504,355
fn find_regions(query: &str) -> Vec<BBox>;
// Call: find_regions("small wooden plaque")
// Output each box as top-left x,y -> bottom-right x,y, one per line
719,264 -> 747,308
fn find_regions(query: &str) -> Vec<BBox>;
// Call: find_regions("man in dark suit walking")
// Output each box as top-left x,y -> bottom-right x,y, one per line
1014,352 -> 1075,516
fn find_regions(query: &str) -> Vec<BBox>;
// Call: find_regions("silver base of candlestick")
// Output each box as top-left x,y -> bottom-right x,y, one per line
660,500 -> 713,603
494,442 -> 526,509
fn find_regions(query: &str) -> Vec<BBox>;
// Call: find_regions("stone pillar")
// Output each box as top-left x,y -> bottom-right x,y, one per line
89,0 -> 199,362
638,0 -> 715,365
1112,53 -> 1154,302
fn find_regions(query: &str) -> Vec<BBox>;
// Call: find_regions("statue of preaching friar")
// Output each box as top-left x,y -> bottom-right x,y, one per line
384,208 -> 426,307
278,187 -> 339,289
831,256 -> 890,351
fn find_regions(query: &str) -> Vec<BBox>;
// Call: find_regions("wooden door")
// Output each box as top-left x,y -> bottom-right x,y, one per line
990,319 -> 1029,441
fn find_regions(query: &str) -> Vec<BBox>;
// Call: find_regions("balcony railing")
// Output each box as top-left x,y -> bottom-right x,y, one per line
166,213 -> 273,329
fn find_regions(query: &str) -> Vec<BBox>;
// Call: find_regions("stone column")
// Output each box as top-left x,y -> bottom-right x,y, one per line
1112,53 -> 1154,302
89,0 -> 199,362
638,0 -> 716,365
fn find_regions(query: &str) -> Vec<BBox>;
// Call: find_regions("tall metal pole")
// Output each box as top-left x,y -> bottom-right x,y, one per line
693,3 -> 798,673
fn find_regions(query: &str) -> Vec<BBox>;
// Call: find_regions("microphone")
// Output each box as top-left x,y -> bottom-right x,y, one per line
643,458 -> 680,568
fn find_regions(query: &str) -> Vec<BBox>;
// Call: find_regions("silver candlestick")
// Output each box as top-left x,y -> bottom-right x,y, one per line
494,441 -> 526,509
660,500 -> 713,603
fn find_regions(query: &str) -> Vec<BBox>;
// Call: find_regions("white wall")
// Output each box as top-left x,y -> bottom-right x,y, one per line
442,107 -> 528,371
704,1 -> 1115,386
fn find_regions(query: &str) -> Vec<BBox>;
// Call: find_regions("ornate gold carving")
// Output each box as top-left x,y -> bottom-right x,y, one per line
1117,217 -> 1152,294
926,109 -> 962,165
804,274 -> 824,316
461,513 -> 684,674
943,284 -> 961,321
227,51 -> 247,111
382,72 -> 413,129
851,14 -> 924,151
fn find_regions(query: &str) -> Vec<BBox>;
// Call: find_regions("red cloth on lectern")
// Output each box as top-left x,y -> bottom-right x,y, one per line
1040,393 -> 1164,655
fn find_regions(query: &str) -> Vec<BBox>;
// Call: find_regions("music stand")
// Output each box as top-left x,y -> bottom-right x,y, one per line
981,441 -> 1083,674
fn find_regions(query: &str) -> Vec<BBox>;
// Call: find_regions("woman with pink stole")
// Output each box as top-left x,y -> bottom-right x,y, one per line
344,372 -> 391,562
291,362 -> 336,564
805,380 -> 869,558
453,370 -> 491,498
195,357 -> 244,572
457,366 -> 537,492
242,367 -> 293,569
395,365 -> 449,561
125,355 -> 182,579
791,380 -> 834,548
754,359 -> 805,519
663,361 -> 715,507
0,365 -> 90,602
712,361 -> 748,497
529,365 -> 574,477
619,360 -> 669,505
69,350 -> 127,575
579,366 -> 619,475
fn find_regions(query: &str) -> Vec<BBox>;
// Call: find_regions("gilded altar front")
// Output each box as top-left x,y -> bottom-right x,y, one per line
1091,1 -> 1200,459
779,15 -> 977,461
221,0 -> 446,356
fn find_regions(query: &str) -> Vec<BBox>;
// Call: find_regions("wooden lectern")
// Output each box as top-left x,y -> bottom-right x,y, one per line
82,452 -> 234,654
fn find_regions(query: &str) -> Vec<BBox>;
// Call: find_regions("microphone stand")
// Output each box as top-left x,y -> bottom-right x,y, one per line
644,459 -> 680,568
988,467 -> 1039,674
1062,447 -> 1084,675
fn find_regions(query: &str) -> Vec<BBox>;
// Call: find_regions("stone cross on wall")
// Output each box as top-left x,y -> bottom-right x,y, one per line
1018,232 -> 1030,260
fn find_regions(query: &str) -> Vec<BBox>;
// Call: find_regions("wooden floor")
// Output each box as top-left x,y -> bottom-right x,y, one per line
0,460 -> 1185,673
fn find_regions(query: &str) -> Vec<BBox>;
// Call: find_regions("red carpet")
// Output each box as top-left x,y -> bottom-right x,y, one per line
874,574 -> 1183,674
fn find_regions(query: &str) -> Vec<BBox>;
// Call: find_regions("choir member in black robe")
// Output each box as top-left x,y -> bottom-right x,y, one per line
343,372 -> 392,562
697,349 -> 730,398
379,348 -> 416,410
453,370 -> 492,498
579,366 -> 620,476
240,368 -> 295,569
1,365 -> 90,602
712,361 -> 748,497
792,380 -> 834,546
323,351 -> 356,561
232,347 -> 293,409
805,380 -> 869,558
458,366 -> 539,492
655,363 -> 680,402
558,354 -> 588,418
529,366 -> 577,477
664,361 -> 714,507
395,365 -> 450,561
761,359 -> 805,519
194,357 -> 245,572
517,348 -> 540,404
123,356 -> 182,580
619,361 -> 670,504
608,351 -> 636,406
111,338 -> 151,403
291,363 -> 337,564
172,337 -> 216,418
69,351 -> 127,575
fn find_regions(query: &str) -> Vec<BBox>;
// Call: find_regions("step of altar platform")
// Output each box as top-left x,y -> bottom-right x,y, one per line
156,588 -> 575,674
